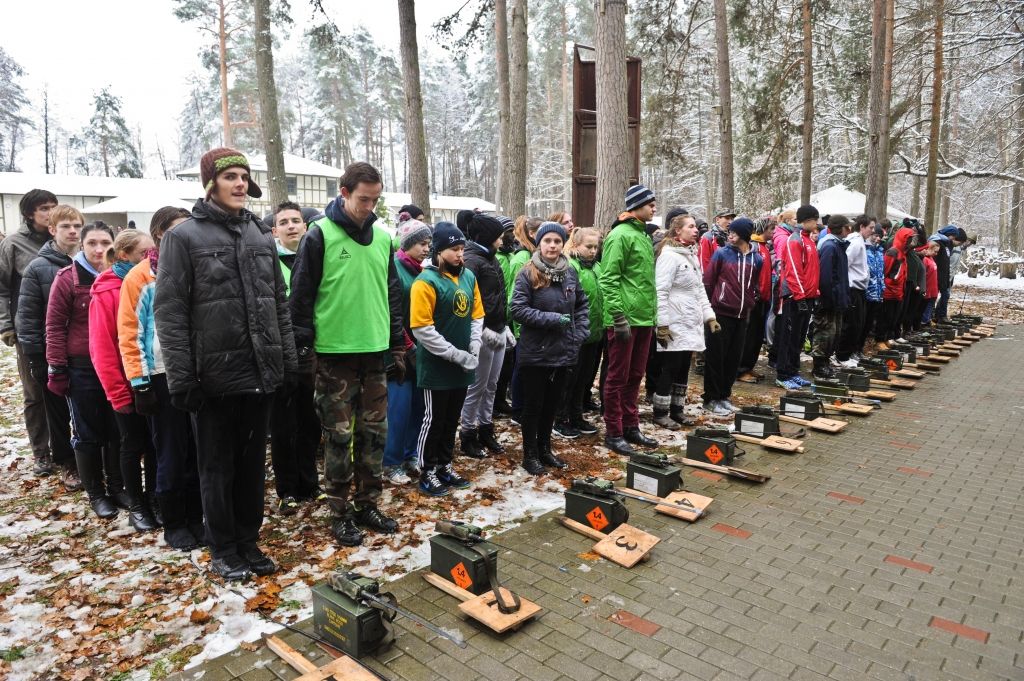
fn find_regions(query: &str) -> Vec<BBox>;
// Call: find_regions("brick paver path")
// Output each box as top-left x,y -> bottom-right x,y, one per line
173,326 -> 1024,681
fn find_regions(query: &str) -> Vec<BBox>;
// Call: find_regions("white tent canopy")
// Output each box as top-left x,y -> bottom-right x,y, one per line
81,194 -> 195,233
783,184 -> 914,222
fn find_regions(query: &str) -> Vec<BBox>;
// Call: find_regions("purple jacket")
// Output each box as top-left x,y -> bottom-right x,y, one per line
703,243 -> 763,320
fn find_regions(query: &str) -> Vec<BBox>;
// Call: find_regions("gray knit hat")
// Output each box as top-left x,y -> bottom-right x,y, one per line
625,184 -> 656,212
397,214 -> 432,251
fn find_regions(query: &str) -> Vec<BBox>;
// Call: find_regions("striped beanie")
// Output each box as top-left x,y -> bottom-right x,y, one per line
625,184 -> 655,212
200,147 -> 262,199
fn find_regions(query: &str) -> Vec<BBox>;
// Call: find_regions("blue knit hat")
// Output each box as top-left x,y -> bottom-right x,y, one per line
432,221 -> 465,253
729,216 -> 754,243
625,184 -> 656,211
534,221 -> 567,246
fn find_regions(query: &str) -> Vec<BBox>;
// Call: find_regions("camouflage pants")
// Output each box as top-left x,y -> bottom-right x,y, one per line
811,308 -> 843,359
315,353 -> 388,517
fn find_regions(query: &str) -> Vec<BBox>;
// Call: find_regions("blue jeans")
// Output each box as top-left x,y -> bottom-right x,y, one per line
934,286 -> 950,320
921,299 -> 936,325
383,378 -> 424,468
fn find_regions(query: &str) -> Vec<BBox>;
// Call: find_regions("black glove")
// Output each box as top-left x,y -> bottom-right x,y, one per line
170,385 -> 204,413
27,354 -> 48,385
386,349 -> 407,384
133,385 -> 159,417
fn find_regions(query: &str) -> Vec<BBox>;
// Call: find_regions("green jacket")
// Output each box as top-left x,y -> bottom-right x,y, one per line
598,216 -> 656,327
570,257 -> 604,344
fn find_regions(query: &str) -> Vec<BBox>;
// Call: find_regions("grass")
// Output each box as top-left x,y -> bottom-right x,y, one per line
0,646 -> 26,662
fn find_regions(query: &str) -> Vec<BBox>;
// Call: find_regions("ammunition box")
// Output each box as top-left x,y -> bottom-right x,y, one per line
685,431 -> 737,466
812,383 -> 851,398
312,582 -> 388,658
428,534 -> 499,596
626,459 -> 682,498
890,343 -> 917,364
779,395 -> 823,421
836,370 -> 870,391
734,410 -> 779,438
876,350 -> 904,371
859,358 -> 890,379
565,488 -> 629,533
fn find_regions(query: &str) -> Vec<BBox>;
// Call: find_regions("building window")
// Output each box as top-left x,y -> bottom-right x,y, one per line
287,176 -> 297,195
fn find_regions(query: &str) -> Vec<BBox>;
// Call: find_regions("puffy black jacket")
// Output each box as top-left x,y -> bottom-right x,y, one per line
510,263 -> 589,368
14,241 -> 73,356
154,199 -> 297,397
463,241 -> 507,332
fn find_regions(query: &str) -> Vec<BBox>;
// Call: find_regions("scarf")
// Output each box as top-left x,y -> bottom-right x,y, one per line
74,251 -> 101,277
112,260 -> 133,279
397,248 -> 424,274
530,250 -> 569,284
146,248 -> 160,274
574,255 -> 596,269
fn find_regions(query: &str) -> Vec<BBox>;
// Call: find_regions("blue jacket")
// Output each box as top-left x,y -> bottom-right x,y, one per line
866,242 -> 885,302
703,243 -> 763,320
510,262 -> 589,367
816,232 -> 850,311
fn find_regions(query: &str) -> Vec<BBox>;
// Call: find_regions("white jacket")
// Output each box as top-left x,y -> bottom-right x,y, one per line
655,244 -> 716,352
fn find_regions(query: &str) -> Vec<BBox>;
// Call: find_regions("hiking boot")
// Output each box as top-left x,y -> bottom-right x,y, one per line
240,546 -> 278,577
277,496 -> 301,515
59,464 -> 82,491
419,468 -> 450,497
624,427 -> 658,448
437,463 -> 470,490
552,421 -> 580,439
653,413 -> 680,430
670,407 -> 696,427
492,399 -> 514,417
210,555 -> 252,582
652,394 -> 679,430
570,416 -> 599,435
332,516 -> 365,546
478,423 -> 505,454
33,452 -> 53,476
538,442 -> 567,469
459,428 -> 486,459
354,505 -> 399,534
604,436 -> 637,456
90,495 -> 119,519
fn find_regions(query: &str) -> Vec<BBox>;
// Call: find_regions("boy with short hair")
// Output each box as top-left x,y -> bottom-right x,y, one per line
811,215 -> 851,380
774,204 -> 820,389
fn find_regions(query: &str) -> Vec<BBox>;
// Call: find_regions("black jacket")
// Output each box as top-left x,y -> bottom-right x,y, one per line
289,198 -> 404,352
463,241 -> 507,332
510,264 -> 589,368
14,241 -> 73,356
154,199 -> 297,397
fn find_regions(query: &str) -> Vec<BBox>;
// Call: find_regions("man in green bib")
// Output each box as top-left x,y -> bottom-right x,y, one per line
290,162 -> 406,547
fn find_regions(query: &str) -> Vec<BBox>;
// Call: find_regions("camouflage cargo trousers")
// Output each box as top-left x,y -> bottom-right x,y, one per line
315,353 -> 388,517
811,308 -> 843,359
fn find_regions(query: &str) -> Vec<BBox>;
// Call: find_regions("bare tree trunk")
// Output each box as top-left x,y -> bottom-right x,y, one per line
1009,56 -> 1023,252
713,0 -> 735,208
561,4 -> 570,204
594,0 -> 629,231
938,81 -> 955,227
387,117 -> 398,190
43,90 -> 51,174
495,0 -> 511,212
800,0 -> 814,204
923,0 -> 944,234
865,0 -> 894,219
910,52 -> 924,217
218,0 -> 232,147
254,0 -> 288,206
506,0 -> 529,219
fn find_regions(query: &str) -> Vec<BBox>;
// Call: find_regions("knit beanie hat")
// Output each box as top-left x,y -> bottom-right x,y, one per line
625,184 -> 656,212
398,203 -> 424,219
432,222 -> 466,253
456,209 -> 476,233
496,214 -> 515,232
729,217 -> 754,243
467,213 -> 506,247
200,147 -> 262,198
664,206 -> 689,228
795,204 -> 819,224
397,214 -> 432,251
534,221 -> 567,246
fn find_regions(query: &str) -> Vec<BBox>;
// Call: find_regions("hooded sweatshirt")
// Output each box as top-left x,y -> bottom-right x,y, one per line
46,259 -> 98,367
703,243 -> 763,319
780,228 -> 820,301
89,267 -> 133,410
883,227 -> 915,301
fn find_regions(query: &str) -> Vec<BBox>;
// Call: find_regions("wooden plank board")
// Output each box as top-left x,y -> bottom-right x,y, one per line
894,368 -> 925,379
423,573 -> 542,633
887,377 -> 916,390
593,524 -> 660,568
779,414 -> 848,433
924,354 -> 951,363
676,457 -> 771,483
263,635 -> 378,681
732,432 -> 804,453
851,389 -> 896,401
558,517 -> 655,565
869,378 -> 894,388
823,402 -> 874,416
621,487 -> 712,521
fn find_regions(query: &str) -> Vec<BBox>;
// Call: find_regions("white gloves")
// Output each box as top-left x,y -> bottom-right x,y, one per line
443,346 -> 479,372
504,326 -> 516,348
482,327 -> 504,349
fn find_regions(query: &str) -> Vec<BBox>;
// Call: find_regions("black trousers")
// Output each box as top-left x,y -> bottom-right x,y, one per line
30,368 -> 75,467
703,316 -> 748,401
836,288 -> 866,360
775,298 -> 811,380
148,374 -> 199,495
418,387 -> 468,470
861,300 -> 881,347
495,347 -> 515,406
192,393 -> 272,560
113,411 -> 157,504
270,374 -> 321,499
520,366 -> 566,451
563,341 -> 602,420
738,301 -> 767,375
654,350 -> 692,395
876,299 -> 903,341
644,332 -> 661,395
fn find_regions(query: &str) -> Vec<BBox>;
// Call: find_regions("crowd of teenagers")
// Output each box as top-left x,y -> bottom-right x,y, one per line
0,148 -> 975,581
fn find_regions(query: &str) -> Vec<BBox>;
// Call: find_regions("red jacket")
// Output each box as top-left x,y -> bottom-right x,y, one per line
919,250 -> 939,300
45,262 -> 97,367
751,240 -> 772,302
883,227 -> 915,301
698,230 -> 725,271
89,269 -> 133,410
780,230 -> 820,301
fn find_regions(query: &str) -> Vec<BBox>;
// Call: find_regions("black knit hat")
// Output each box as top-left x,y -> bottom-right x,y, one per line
468,213 -> 505,247
399,204 -> 424,219
795,204 -> 819,223
432,222 -> 466,253
455,209 -> 476,233
664,206 -> 690,228
729,217 -> 754,243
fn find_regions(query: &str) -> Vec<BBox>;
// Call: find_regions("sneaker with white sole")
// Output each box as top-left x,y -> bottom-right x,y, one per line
839,358 -> 859,369
710,401 -> 732,417
776,377 -> 803,390
794,375 -> 813,386
384,466 -> 412,485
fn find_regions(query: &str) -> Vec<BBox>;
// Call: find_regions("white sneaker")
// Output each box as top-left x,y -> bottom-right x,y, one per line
384,466 -> 412,485
839,358 -> 859,369
829,355 -> 841,367
711,401 -> 732,417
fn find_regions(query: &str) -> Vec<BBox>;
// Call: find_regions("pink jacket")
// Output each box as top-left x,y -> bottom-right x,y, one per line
89,269 -> 133,411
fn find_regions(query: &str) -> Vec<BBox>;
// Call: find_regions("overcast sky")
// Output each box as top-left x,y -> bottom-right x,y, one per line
2,0 -> 466,176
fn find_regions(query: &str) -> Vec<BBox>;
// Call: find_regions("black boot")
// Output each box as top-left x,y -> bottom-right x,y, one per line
147,492 -> 163,527
651,394 -> 680,430
158,492 -> 199,550
604,435 -> 637,456
670,383 -> 695,426
128,500 -> 159,532
522,446 -> 546,475
537,440 -> 567,469
33,451 -> 54,476
185,485 -> 207,546
77,449 -> 118,519
477,423 -> 505,454
122,452 -> 158,532
624,426 -> 658,448
459,428 -> 487,459
103,444 -> 130,509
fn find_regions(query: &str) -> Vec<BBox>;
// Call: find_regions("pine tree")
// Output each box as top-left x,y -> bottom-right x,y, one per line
80,88 -> 142,178
0,47 -> 31,172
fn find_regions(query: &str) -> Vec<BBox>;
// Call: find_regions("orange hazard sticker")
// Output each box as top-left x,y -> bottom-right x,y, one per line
886,359 -> 898,370
450,562 -> 473,589
705,444 -> 724,464
586,506 -> 609,531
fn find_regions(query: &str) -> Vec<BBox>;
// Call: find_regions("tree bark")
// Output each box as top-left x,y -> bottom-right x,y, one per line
43,90 -> 51,174
494,0 -> 511,212
923,0 -> 944,234
594,0 -> 629,231
864,0 -> 894,220
506,0 -> 529,218
910,52 -> 924,217
1009,56 -> 1023,252
713,0 -> 735,209
800,0 -> 814,204
218,0 -> 232,147
254,0 -> 288,206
